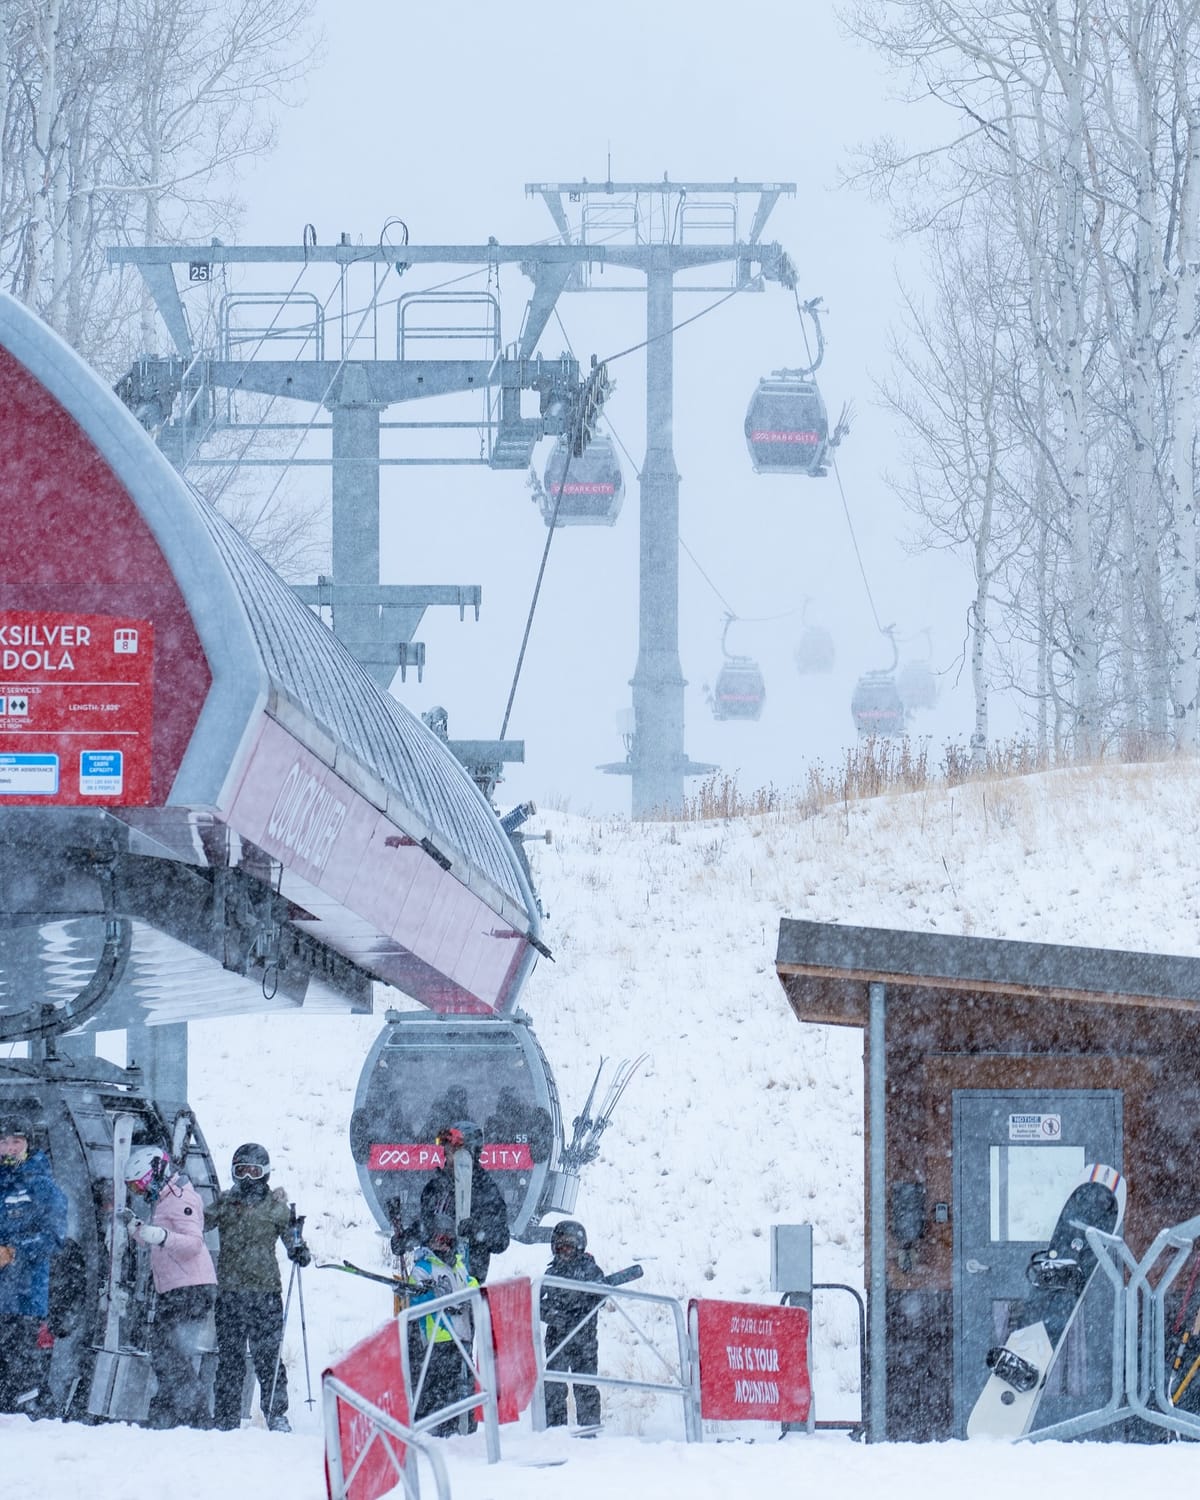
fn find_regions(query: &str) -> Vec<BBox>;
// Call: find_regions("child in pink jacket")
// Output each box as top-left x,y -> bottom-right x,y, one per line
126,1146 -> 216,1429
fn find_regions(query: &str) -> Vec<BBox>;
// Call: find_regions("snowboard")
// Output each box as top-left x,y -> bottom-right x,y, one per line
966,1163 -> 1125,1439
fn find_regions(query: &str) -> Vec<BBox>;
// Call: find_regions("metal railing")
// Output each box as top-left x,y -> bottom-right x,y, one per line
529,1273 -> 700,1441
323,1375 -> 451,1500
397,1284 -> 501,1460
1023,1214 -> 1200,1443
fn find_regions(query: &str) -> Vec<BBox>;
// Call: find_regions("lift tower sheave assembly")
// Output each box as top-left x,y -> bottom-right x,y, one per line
528,179 -> 797,816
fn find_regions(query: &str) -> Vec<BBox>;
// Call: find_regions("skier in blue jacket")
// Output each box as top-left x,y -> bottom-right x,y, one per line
0,1110 -> 68,1416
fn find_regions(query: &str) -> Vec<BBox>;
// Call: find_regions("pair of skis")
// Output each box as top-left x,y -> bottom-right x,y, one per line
967,1163 -> 1125,1438
558,1055 -> 647,1174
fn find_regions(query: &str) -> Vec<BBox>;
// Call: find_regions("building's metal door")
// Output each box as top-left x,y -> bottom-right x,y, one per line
952,1089 -> 1122,1437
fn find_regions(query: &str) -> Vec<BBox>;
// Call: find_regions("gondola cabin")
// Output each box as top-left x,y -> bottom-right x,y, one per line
540,435 -> 625,526
712,657 -> 766,721
795,624 -> 836,674
351,1012 -> 576,1243
851,672 -> 906,737
745,376 -> 830,477
0,1055 -> 219,1423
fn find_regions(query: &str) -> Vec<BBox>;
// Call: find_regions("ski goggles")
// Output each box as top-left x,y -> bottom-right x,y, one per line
435,1128 -> 466,1150
233,1161 -> 267,1181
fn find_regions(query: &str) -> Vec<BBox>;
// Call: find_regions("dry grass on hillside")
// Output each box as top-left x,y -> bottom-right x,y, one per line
669,735 -> 1174,824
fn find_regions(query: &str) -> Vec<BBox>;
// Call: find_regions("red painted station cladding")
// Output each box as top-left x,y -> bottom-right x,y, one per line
0,300 -> 542,1017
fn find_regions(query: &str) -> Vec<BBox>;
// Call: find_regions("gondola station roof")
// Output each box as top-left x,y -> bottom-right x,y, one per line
0,294 -> 541,1028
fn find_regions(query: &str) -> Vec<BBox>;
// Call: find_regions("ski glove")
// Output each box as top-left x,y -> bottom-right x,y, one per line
287,1241 -> 312,1266
0,1245 -> 13,1269
390,1225 -> 418,1257
134,1223 -> 167,1246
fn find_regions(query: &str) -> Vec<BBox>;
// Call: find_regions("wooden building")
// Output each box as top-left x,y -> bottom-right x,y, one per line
774,919 -> 1200,1441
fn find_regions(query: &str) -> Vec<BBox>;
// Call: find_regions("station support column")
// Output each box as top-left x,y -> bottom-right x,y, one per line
126,1022 -> 188,1106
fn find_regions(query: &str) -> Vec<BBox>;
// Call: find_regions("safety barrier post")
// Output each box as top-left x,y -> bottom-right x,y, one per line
394,1284 -> 501,1462
529,1273 -> 699,1440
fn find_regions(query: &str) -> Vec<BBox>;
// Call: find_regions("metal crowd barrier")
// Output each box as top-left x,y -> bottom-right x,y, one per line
1024,1213 -> 1200,1443
323,1282 -> 502,1500
323,1375 -> 451,1500
528,1272 -> 701,1441
396,1284 -> 501,1460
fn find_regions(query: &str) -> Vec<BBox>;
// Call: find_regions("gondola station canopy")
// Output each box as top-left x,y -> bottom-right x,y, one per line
0,294 -> 542,1034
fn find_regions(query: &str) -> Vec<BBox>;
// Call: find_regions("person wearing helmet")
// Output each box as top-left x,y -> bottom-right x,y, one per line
0,1111 -> 66,1417
391,1119 -> 509,1283
540,1220 -> 607,1430
204,1143 -> 310,1433
404,1209 -> 479,1436
124,1143 -> 216,1429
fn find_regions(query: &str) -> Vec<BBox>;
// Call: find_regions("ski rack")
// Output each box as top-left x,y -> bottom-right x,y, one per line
1024,1213 -> 1200,1442
557,1054 -> 647,1175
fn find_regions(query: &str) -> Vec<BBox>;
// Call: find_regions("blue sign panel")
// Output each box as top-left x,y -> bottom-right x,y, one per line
0,753 -> 59,794
80,749 -> 123,796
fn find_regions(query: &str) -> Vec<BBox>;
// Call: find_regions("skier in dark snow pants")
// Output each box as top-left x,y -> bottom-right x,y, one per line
204,1143 -> 310,1432
390,1121 -> 510,1283
540,1220 -> 606,1429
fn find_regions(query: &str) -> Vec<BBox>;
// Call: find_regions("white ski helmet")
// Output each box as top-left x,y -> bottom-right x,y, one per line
125,1145 -> 169,1191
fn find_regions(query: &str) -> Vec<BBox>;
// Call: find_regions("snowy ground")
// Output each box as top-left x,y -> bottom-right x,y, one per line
14,758 -> 1200,1496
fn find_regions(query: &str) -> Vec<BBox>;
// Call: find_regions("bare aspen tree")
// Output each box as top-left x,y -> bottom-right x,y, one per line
845,0 -> 1200,756
0,0 -> 316,370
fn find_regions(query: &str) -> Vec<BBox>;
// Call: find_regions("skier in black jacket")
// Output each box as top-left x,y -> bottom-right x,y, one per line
391,1120 -> 509,1283
539,1220 -> 605,1429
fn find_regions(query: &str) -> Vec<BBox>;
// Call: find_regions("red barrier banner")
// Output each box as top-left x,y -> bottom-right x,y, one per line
691,1298 -> 811,1424
324,1321 -> 410,1500
483,1277 -> 538,1423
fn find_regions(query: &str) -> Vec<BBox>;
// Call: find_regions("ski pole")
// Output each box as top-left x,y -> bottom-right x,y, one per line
296,1261 -> 314,1409
267,1260 -> 296,1421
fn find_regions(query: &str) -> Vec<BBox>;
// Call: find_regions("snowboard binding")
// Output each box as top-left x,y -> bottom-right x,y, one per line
985,1344 -> 1041,1394
1027,1249 -> 1088,1296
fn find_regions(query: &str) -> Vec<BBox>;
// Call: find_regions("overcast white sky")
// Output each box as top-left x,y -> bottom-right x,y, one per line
228,1 -> 978,814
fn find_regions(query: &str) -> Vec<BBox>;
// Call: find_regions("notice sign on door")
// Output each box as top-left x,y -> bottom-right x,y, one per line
0,613 -> 153,804
1009,1113 -> 1062,1142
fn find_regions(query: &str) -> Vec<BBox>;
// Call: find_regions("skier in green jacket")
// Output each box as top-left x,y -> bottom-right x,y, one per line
204,1143 -> 310,1432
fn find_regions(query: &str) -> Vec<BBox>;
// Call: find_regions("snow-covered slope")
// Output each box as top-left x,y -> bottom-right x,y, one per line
11,760 -> 1200,1495
180,760 -> 1200,1421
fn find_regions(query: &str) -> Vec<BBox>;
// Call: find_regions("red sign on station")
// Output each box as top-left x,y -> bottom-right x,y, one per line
691,1298 -> 812,1424
0,612 -> 155,805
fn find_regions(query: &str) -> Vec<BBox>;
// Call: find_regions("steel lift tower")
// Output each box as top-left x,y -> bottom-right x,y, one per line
527,179 -> 796,816
112,181 -> 794,819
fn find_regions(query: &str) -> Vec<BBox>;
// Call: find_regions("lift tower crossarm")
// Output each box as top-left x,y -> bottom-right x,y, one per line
108,243 -> 770,270
109,242 -> 789,363
526,180 -> 796,194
